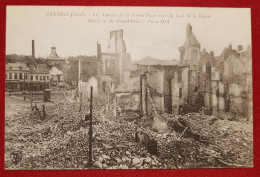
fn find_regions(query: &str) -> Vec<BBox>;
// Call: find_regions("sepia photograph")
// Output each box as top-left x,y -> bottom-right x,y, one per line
5,6 -> 253,170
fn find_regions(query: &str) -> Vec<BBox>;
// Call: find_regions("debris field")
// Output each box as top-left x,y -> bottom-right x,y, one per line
5,98 -> 253,169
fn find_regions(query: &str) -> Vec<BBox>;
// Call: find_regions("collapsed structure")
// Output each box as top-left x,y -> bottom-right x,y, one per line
93,24 -> 252,121
5,24 -> 252,120
94,30 -> 132,99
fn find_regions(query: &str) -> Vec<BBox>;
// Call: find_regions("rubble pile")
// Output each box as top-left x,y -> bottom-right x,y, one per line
5,100 -> 253,169
136,123 -> 207,168
5,101 -> 166,169
208,119 -> 253,167
161,112 -> 253,168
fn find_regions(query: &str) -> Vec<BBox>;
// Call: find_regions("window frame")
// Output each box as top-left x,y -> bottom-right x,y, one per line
19,73 -> 23,80
9,73 -> 12,80
14,73 -> 18,80
179,88 -> 183,98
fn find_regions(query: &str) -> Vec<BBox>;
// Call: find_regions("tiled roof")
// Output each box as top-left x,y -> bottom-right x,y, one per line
6,62 -> 29,71
29,64 -> 49,73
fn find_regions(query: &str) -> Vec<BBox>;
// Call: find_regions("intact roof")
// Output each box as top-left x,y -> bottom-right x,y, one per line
6,62 -> 29,71
49,66 -> 63,76
29,64 -> 49,73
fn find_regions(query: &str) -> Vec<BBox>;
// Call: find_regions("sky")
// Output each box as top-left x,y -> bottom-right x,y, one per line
6,6 -> 251,61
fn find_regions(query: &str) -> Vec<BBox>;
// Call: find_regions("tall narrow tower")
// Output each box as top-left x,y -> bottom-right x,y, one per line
179,23 -> 201,65
32,40 -> 35,59
97,42 -> 101,59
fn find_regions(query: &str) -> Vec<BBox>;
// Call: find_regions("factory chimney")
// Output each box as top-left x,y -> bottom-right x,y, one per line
32,40 -> 35,59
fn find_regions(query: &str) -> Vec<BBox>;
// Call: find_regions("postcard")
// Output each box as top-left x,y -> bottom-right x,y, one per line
5,6 -> 252,170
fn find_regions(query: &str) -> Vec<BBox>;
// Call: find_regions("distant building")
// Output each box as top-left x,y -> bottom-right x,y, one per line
46,47 -> 64,61
29,63 -> 50,91
6,62 -> 30,91
49,66 -> 63,84
46,46 -> 70,83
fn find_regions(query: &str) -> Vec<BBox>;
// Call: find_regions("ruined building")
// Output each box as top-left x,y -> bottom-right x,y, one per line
179,23 -> 201,66
178,24 -> 253,119
115,64 -> 190,116
96,30 -> 132,98
114,23 -> 252,120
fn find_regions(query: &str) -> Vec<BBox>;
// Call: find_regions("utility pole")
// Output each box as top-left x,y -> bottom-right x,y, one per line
139,75 -> 143,125
23,76 -> 26,101
78,58 -> 81,93
88,86 -> 93,166
30,81 -> 32,110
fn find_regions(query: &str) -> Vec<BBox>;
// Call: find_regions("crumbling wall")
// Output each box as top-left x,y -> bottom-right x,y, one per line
211,81 -> 218,115
163,70 -> 174,114
181,67 -> 189,104
96,75 -> 114,94
107,30 -> 126,54
99,54 -> 119,77
218,82 -> 225,111
147,70 -> 165,114
119,53 -> 132,83
204,61 -> 212,108
210,81 -> 252,118
116,92 -> 140,111
179,24 -> 201,65
147,70 -> 164,94
223,54 -> 247,82
228,83 -> 248,115
211,81 -> 226,116
115,71 -> 140,112
188,47 -> 200,66
87,76 -> 98,97
171,72 -> 179,114
79,77 -> 99,104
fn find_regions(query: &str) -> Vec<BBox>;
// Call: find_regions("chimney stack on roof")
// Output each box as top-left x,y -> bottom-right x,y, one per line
97,41 -> 101,58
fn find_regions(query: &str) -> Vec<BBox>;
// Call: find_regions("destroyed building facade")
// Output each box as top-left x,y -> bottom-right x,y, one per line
5,24 -> 252,119
111,24 -> 252,120
178,24 -> 252,119
96,30 -> 132,99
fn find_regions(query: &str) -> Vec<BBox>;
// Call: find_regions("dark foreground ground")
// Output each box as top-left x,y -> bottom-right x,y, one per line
5,94 -> 253,169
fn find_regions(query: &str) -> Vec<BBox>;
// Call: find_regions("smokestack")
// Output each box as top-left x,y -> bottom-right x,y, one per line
97,42 -> 101,58
32,40 -> 35,59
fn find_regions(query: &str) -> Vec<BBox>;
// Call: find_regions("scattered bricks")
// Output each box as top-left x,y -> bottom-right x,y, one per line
135,131 -> 158,155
